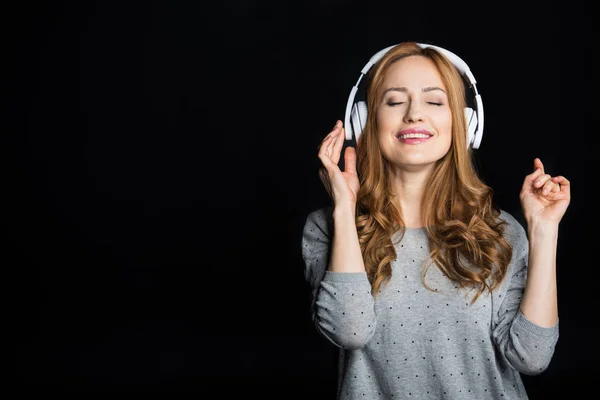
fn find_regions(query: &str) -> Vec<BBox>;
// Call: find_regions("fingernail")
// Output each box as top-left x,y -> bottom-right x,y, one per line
334,120 -> 341,129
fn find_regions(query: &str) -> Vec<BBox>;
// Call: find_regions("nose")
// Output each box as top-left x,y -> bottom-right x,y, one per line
403,102 -> 424,123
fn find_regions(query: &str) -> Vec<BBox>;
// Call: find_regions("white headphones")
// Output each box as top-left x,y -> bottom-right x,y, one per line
344,43 -> 484,149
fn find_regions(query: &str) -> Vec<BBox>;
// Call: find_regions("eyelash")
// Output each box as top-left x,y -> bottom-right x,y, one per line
387,102 -> 443,106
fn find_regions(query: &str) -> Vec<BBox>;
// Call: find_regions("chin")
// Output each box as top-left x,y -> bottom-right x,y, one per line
390,154 -> 447,170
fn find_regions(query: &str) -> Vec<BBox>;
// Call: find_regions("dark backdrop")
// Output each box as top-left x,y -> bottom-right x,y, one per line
6,1 -> 592,397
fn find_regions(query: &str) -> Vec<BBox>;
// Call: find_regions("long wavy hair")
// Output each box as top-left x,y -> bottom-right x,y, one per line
355,42 -> 512,303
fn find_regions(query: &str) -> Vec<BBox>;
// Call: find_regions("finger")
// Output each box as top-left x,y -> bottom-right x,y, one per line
318,134 -> 334,151
318,136 -> 333,161
318,120 -> 342,148
331,126 -> 346,165
325,130 -> 338,159
325,122 -> 343,156
533,158 -> 544,174
319,126 -> 339,154
522,167 -> 544,192
551,176 -> 571,198
328,120 -> 342,139
540,178 -> 558,196
548,175 -> 563,194
533,173 -> 552,189
318,138 -> 341,171
318,148 -> 334,170
344,145 -> 357,174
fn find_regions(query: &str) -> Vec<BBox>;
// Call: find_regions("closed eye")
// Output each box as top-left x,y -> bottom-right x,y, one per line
387,102 -> 443,106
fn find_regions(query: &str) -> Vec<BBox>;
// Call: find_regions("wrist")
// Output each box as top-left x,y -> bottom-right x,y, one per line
527,219 -> 559,237
333,202 -> 357,218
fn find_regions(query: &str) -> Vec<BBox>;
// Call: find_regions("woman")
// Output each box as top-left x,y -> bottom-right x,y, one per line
301,41 -> 571,399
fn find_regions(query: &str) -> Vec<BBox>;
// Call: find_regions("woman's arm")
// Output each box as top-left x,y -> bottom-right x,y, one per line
328,203 -> 365,273
302,207 -> 376,350
520,221 -> 558,327
518,158 -> 571,327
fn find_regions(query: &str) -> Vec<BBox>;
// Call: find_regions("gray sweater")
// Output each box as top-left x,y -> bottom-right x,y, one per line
301,206 -> 559,399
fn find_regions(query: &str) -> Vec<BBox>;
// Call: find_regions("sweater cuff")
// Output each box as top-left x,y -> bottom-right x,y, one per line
323,271 -> 369,283
514,308 -> 559,337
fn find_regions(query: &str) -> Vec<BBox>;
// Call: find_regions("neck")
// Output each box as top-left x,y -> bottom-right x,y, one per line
389,168 -> 430,229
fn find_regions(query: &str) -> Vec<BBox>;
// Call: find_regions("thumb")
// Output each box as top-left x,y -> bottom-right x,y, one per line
533,157 -> 544,173
344,146 -> 357,174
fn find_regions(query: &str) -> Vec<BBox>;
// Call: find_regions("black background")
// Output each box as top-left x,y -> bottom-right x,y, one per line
6,0 -> 593,397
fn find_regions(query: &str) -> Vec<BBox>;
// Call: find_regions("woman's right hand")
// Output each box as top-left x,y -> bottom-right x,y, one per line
317,120 -> 360,207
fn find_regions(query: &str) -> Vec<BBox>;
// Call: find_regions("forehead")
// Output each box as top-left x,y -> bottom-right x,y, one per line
382,55 -> 445,89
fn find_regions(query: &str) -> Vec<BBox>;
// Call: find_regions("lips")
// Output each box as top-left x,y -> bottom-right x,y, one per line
396,128 -> 433,140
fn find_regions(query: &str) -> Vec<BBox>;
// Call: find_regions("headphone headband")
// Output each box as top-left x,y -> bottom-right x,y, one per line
344,42 -> 484,149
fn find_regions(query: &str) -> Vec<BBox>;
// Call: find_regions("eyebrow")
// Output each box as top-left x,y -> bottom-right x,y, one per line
383,86 -> 446,94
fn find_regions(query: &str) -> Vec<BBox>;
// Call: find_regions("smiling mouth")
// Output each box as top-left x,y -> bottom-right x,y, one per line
396,133 -> 433,140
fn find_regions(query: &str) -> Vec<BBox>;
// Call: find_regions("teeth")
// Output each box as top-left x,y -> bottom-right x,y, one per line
398,133 -> 430,139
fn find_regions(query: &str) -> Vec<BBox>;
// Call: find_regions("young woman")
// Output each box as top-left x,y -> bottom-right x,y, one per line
301,41 -> 571,399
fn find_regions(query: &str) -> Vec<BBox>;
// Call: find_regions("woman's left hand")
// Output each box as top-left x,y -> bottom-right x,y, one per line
520,158 -> 571,225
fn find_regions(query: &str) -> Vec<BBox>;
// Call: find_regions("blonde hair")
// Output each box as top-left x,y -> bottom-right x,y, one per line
355,42 -> 512,303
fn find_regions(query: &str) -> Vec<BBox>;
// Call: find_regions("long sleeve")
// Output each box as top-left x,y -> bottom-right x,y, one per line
301,207 -> 377,349
491,212 -> 559,375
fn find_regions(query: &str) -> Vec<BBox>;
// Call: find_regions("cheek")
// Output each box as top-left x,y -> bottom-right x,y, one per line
376,109 -> 398,131
437,112 -> 453,137
376,110 -> 388,128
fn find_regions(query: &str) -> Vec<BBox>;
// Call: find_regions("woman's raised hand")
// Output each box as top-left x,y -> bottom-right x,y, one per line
317,120 -> 360,207
520,157 -> 571,226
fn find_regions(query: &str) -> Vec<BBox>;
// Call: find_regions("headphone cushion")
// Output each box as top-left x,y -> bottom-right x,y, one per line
464,107 -> 477,147
351,101 -> 368,140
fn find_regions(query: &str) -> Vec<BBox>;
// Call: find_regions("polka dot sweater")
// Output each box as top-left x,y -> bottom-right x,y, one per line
301,206 -> 559,399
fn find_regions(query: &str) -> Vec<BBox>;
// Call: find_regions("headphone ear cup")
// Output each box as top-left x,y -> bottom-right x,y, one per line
464,107 -> 477,148
351,101 -> 368,142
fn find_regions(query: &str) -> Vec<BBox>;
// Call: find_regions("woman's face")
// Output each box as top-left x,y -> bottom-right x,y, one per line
376,55 -> 453,172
